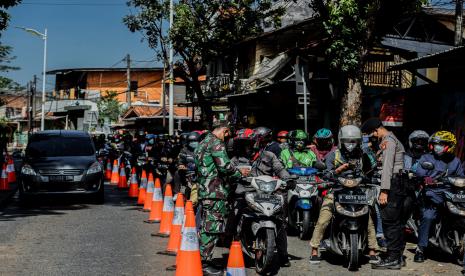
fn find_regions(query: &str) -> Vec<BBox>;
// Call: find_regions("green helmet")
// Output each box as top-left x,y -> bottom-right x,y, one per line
292,129 -> 308,141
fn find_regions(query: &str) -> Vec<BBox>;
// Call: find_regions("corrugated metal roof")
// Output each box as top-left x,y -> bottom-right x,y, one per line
389,45 -> 465,71
122,105 -> 191,120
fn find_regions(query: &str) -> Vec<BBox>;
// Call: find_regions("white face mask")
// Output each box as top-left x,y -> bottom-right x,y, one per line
433,144 -> 446,156
344,143 -> 358,152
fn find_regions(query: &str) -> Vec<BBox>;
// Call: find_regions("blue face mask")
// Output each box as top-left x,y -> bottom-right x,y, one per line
433,144 -> 445,156
188,142 -> 199,149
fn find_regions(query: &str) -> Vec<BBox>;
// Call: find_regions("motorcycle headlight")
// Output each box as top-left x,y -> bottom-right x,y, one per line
87,162 -> 103,174
21,164 -> 36,176
256,179 -> 277,193
338,177 -> 362,188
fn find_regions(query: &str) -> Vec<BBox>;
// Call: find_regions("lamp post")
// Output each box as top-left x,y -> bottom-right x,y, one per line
16,27 -> 47,131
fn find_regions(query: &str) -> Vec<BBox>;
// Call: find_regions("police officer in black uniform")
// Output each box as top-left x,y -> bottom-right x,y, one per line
362,118 -> 406,270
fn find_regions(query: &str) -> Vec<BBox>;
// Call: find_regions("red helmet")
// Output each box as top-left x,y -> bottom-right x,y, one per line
235,128 -> 255,140
277,131 -> 289,138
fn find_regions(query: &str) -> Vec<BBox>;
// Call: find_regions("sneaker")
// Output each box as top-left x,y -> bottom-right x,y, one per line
369,255 -> 381,264
202,264 -> 223,276
309,255 -> 321,264
371,257 -> 401,270
414,249 -> 425,263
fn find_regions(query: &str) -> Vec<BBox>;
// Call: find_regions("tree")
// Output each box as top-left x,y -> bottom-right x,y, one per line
97,91 -> 124,124
311,0 -> 426,126
0,44 -> 20,90
0,0 -> 21,33
124,0 -> 284,125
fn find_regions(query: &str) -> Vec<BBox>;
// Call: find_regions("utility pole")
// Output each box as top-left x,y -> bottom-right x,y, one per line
32,75 -> 37,131
126,54 -> 131,107
168,0 -> 175,135
27,82 -> 31,132
455,0 -> 463,46
162,65 -> 166,128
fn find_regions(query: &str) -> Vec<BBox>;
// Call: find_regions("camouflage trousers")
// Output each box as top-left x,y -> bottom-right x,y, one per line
199,199 -> 229,261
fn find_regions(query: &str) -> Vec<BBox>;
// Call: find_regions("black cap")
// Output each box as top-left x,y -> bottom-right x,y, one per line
361,117 -> 383,134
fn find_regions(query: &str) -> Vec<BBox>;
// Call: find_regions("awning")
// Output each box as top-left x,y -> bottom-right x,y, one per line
247,52 -> 292,88
389,45 -> 465,71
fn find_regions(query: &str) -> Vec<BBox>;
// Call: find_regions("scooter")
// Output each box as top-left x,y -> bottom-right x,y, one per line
287,167 -> 326,240
326,171 -> 376,271
237,175 -> 291,274
419,162 -> 465,264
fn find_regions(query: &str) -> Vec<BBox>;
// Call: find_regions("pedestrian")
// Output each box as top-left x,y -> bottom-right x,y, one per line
362,118 -> 406,270
194,120 -> 250,276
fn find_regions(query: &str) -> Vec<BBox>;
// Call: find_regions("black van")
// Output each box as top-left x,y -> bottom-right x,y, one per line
20,130 -> 104,203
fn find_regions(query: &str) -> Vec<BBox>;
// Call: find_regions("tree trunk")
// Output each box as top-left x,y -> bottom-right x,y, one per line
339,77 -> 362,127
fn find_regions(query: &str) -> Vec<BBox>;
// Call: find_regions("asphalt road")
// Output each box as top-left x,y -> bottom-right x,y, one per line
0,184 -> 462,276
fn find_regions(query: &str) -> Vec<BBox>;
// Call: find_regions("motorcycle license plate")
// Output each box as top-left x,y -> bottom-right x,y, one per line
255,194 -> 281,204
452,194 -> 465,202
338,194 -> 367,204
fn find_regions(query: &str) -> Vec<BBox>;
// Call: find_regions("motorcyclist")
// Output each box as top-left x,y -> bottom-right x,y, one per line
254,127 -> 282,158
173,131 -> 200,201
309,128 -> 337,162
309,125 -> 379,264
251,128 -> 295,268
277,130 -> 289,150
414,131 -> 465,263
280,130 -> 316,169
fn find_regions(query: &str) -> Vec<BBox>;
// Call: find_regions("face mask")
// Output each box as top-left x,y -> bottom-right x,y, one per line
188,142 -> 199,149
344,142 -> 358,152
433,144 -> 446,156
295,141 -> 305,150
148,139 -> 154,145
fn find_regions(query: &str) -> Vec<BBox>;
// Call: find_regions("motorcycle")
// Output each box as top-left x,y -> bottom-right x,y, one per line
237,175 -> 290,274
287,167 -> 326,240
419,161 -> 465,264
325,171 -> 377,271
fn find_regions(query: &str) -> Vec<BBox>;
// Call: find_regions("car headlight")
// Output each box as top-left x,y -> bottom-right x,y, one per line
21,164 -> 36,176
87,162 -> 103,174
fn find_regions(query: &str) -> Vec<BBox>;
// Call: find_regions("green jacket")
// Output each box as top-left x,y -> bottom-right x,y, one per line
280,148 -> 316,169
194,132 -> 241,200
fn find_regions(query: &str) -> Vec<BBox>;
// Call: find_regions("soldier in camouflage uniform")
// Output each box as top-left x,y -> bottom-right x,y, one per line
194,122 -> 249,275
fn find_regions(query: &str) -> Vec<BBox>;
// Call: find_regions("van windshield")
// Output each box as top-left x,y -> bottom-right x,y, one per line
27,135 -> 95,157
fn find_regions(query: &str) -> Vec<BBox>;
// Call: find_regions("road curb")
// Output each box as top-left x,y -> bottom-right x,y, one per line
0,183 -> 18,209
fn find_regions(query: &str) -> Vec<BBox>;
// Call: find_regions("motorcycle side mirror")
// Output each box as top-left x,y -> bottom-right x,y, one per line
421,162 -> 435,170
313,161 -> 327,171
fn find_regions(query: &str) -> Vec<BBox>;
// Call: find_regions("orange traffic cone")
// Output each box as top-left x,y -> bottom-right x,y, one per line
128,168 -> 139,198
175,208 -> 202,276
158,193 -> 184,255
137,170 -> 147,205
0,164 -> 9,190
7,158 -> 16,183
110,160 -> 119,185
166,200 -> 194,271
226,241 -> 246,276
143,173 -> 155,211
152,183 -> 174,237
117,164 -> 128,189
145,177 -> 163,223
105,161 -> 112,180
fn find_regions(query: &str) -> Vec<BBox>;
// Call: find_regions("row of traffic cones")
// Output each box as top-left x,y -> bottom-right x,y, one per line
115,164 -> 246,275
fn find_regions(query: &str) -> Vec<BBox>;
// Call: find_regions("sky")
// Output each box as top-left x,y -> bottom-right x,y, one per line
1,0 -> 161,91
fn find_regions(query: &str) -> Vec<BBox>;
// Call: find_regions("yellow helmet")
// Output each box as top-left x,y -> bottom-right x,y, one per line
429,131 -> 457,154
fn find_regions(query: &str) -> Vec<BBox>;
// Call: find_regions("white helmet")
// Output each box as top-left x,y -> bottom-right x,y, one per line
408,130 -> 429,149
338,125 -> 362,153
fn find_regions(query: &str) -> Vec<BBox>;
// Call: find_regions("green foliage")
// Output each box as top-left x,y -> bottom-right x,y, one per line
97,91 -> 123,123
0,44 -> 20,90
313,0 -> 426,77
0,0 -> 21,35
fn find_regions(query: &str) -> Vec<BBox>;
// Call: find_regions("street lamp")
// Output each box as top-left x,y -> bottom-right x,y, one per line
16,27 -> 48,131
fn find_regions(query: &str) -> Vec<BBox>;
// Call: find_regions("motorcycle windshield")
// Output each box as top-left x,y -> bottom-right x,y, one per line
288,167 -> 318,176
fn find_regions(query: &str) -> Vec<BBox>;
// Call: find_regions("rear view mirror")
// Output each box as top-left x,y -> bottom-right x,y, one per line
421,162 -> 434,170
313,161 -> 327,171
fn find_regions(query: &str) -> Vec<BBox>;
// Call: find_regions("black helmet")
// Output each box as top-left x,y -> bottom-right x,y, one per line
187,131 -> 200,142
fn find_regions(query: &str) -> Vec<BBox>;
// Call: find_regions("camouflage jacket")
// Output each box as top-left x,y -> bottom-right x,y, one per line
194,132 -> 241,200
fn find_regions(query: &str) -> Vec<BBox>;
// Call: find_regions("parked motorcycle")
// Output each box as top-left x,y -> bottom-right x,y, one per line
287,167 -> 326,240
237,175 -> 290,274
325,171 -> 376,271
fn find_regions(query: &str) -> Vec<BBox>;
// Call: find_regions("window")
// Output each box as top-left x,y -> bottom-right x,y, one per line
27,135 -> 95,157
130,81 -> 138,96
